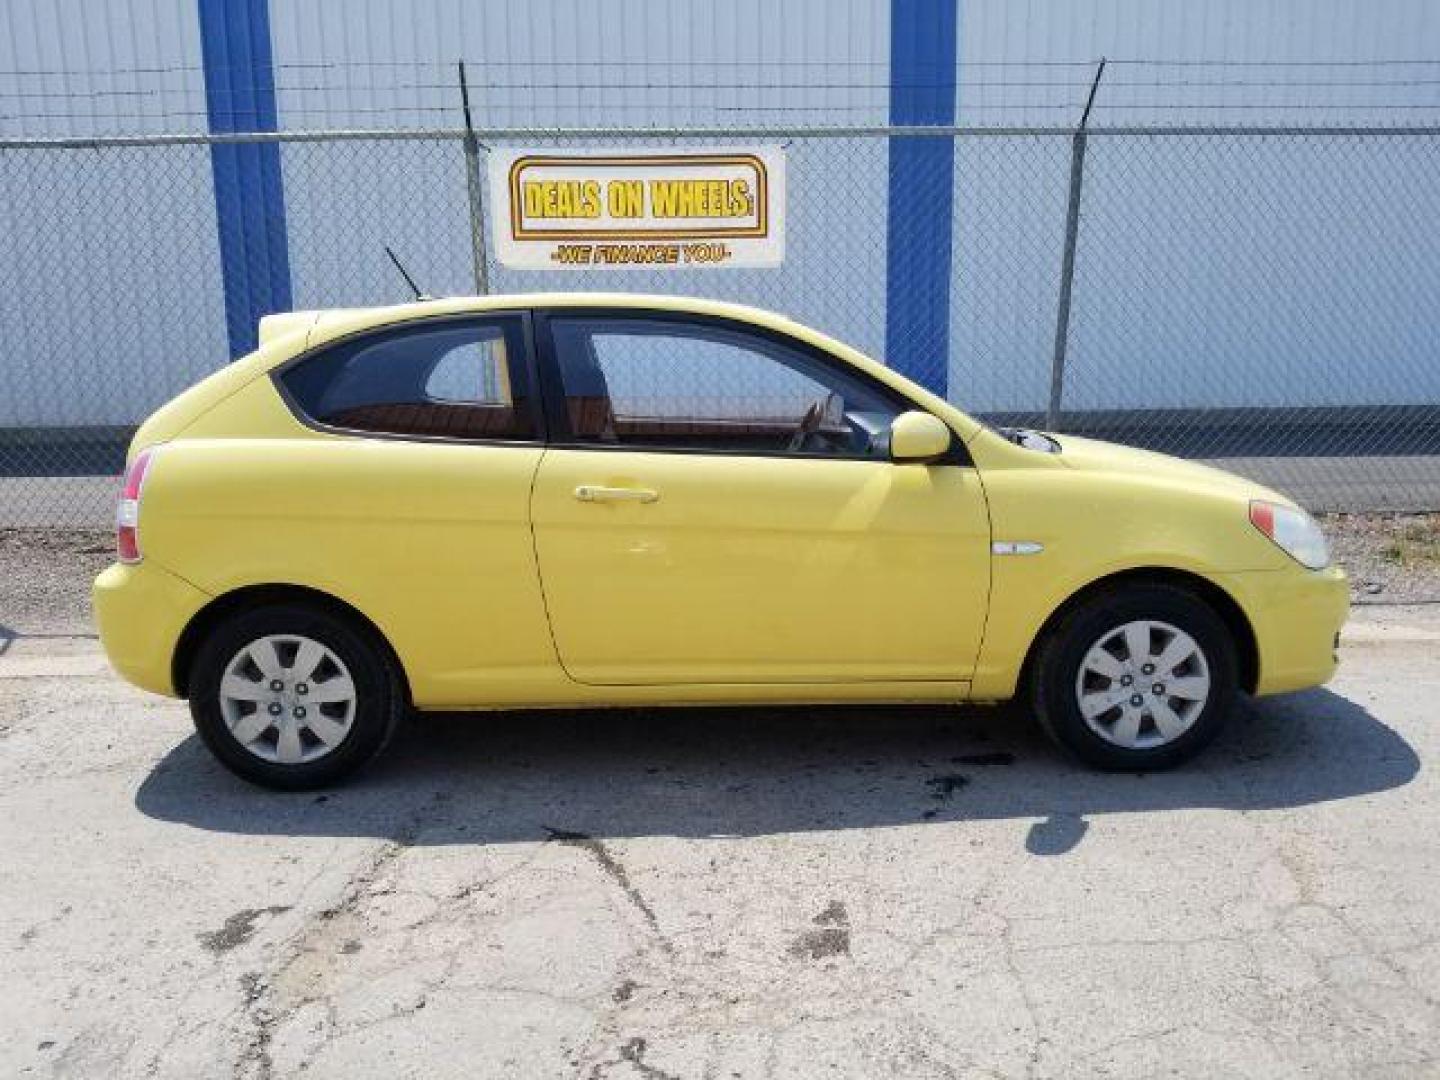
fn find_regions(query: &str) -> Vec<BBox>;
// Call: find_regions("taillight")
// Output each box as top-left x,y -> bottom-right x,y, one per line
116,448 -> 156,564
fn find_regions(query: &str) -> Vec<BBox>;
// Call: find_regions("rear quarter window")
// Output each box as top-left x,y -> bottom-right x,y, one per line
278,316 -> 536,441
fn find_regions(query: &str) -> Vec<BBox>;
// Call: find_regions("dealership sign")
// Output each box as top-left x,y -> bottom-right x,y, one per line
488,147 -> 785,269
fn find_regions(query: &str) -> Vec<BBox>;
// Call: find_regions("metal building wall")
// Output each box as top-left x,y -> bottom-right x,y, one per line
264,0 -> 893,362
951,0 -> 1440,411
4,0 -> 1440,426
0,0 -> 226,427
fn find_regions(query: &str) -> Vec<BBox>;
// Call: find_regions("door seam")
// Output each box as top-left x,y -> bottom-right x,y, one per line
526,446 -> 587,685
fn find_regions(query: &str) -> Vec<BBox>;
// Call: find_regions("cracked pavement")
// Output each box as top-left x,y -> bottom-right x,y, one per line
2,607 -> 1439,1078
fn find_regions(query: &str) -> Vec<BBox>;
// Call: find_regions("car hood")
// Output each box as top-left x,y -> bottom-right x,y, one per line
1053,433 -> 1292,505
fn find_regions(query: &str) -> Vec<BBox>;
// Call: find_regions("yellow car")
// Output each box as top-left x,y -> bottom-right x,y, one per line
93,294 -> 1348,789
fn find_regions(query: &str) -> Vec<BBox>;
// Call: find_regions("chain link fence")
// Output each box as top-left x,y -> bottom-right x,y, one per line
2,125 -> 1439,534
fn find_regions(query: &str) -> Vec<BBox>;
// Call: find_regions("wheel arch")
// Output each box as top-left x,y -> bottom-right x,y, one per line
171,583 -> 412,704
1017,567 -> 1260,698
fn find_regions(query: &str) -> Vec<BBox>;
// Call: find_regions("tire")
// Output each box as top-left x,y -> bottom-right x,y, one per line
1029,583 -> 1238,771
188,603 -> 403,790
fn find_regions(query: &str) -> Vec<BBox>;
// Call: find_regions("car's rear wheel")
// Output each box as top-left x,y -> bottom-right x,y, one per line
1030,583 -> 1238,770
188,604 -> 403,790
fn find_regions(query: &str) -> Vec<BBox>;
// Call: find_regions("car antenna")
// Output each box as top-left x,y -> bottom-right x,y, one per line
384,245 -> 432,301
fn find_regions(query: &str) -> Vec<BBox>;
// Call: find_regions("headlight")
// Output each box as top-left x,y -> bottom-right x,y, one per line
1249,500 -> 1330,570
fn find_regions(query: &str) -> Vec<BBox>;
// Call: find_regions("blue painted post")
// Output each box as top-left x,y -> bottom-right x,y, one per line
198,0 -> 292,358
885,0 -> 957,397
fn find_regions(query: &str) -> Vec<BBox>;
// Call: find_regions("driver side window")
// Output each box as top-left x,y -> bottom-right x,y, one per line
546,315 -> 902,458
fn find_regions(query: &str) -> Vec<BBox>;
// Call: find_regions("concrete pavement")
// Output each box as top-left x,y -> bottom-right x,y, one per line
2,609 -> 1438,1078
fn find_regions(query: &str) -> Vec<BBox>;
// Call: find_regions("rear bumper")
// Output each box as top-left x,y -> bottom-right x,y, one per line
93,561 -> 211,697
1217,564 -> 1349,696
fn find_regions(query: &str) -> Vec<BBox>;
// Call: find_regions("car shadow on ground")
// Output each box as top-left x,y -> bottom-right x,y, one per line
135,689 -> 1418,856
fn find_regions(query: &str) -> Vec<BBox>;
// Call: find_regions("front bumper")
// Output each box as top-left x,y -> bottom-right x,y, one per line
1216,564 -> 1349,696
93,561 -> 212,697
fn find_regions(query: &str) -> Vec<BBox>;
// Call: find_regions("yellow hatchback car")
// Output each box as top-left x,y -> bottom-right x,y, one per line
94,293 -> 1347,789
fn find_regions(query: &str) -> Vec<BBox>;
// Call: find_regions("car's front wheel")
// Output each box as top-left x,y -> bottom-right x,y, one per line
1030,583 -> 1238,770
188,603 -> 403,790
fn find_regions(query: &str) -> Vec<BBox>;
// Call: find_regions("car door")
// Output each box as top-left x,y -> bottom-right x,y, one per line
528,308 -> 991,687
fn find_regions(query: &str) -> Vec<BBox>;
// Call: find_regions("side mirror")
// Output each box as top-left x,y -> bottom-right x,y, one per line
888,411 -> 952,463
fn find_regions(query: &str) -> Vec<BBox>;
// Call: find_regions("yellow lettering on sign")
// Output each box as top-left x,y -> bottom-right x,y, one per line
648,179 -> 754,219
606,179 -> 645,218
522,180 -> 601,219
731,178 -> 754,217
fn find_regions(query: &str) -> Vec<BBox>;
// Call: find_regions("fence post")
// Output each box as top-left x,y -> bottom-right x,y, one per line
458,60 -> 490,296
1046,58 -> 1106,432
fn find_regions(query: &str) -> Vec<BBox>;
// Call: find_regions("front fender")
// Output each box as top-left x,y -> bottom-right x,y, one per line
968,462 -> 1289,700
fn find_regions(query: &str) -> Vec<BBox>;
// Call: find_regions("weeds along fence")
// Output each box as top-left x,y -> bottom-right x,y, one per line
2,123 -> 1439,527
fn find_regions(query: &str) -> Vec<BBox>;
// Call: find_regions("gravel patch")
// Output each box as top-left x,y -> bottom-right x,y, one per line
1,528 -> 112,636
1322,512 -> 1440,604
3,515 -> 1438,637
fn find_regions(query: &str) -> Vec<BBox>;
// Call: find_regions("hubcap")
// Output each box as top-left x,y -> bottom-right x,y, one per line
218,635 -> 357,764
1074,620 -> 1211,750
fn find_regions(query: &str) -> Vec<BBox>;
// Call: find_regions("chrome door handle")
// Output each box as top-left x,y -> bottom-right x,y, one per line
574,484 -> 659,504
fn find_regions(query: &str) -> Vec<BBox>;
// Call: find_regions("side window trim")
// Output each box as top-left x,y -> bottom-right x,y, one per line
270,310 -> 548,446
531,306 -> 970,465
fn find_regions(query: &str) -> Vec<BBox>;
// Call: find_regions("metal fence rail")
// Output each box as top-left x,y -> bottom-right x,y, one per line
2,123 -> 1439,528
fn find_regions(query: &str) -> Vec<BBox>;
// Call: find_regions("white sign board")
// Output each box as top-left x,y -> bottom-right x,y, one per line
488,147 -> 785,269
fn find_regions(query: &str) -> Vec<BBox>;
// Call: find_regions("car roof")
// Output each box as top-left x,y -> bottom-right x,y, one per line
310,292 -> 793,337
300,292 -> 838,367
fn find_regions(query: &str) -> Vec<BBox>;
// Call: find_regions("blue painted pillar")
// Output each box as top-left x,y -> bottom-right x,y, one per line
885,0 -> 957,397
198,0 -> 292,358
